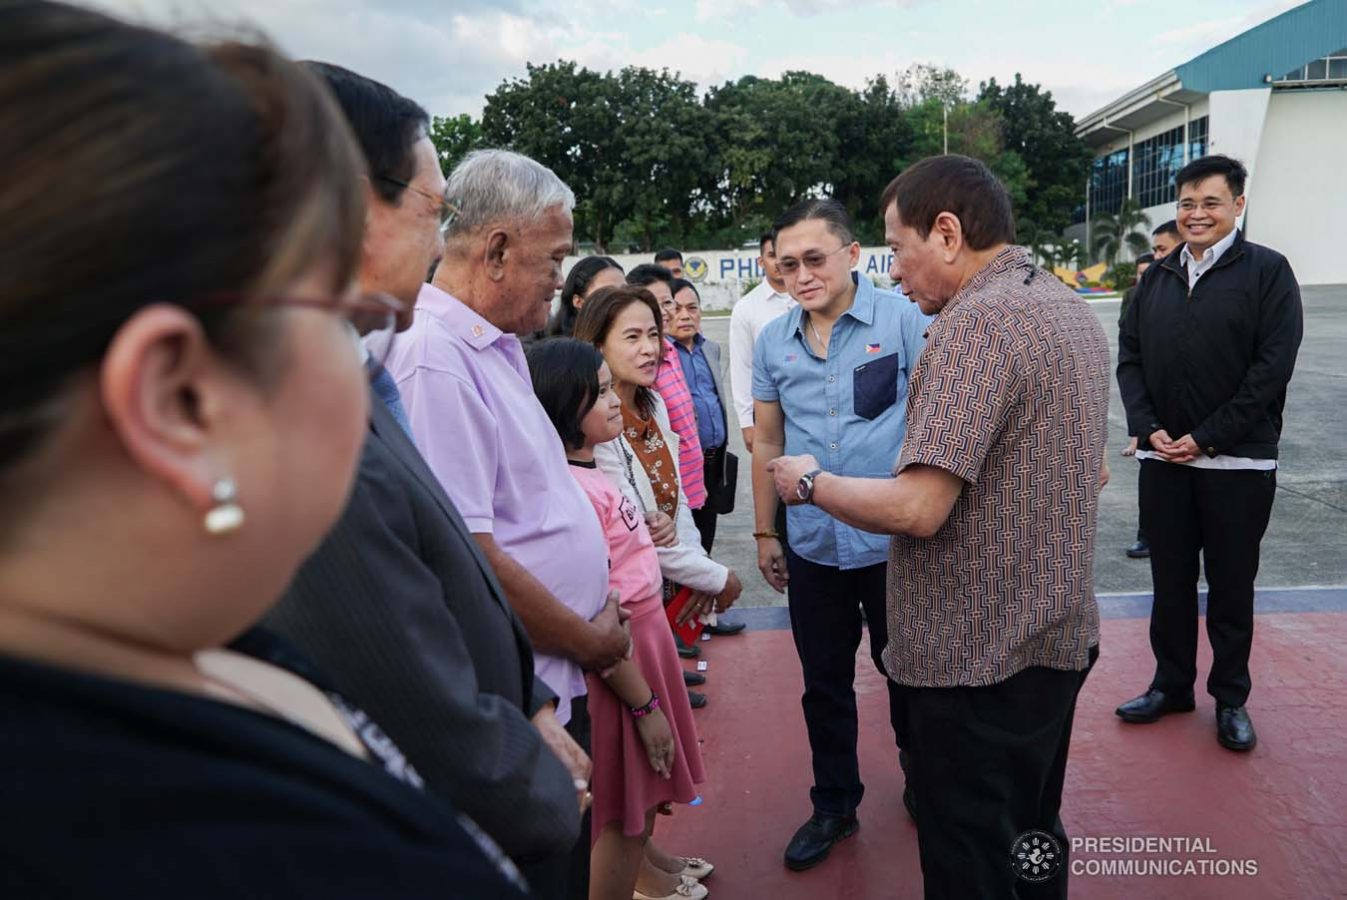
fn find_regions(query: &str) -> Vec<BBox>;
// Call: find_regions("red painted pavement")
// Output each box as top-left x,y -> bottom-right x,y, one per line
655,613 -> 1347,899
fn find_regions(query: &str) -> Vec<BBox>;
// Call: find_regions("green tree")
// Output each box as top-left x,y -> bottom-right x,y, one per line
428,114 -> 484,176
481,61 -> 627,251
895,63 -> 968,109
703,72 -> 859,239
610,66 -> 715,251
978,74 -> 1091,236
1092,198 -> 1152,268
832,75 -> 914,243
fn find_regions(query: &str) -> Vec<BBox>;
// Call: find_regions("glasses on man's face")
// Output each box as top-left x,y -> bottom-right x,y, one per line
776,244 -> 850,276
377,175 -> 459,234
1177,199 -> 1230,214
199,291 -> 406,383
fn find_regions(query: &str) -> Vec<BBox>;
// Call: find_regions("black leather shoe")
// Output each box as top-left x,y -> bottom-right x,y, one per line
1115,688 -> 1195,723
1217,705 -> 1257,751
687,690 -> 707,709
683,669 -> 706,686
784,814 -> 859,871
1126,540 -> 1151,559
705,621 -> 746,636
675,638 -> 700,660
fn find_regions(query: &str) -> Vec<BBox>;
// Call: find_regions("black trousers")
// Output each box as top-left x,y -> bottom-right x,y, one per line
519,696 -> 591,900
895,648 -> 1097,900
1139,460 -> 1277,707
785,547 -> 904,818
690,445 -> 726,554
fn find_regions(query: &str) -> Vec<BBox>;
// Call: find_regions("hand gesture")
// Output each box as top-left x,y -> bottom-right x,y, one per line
714,569 -> 743,613
767,454 -> 821,506
585,592 -> 630,674
644,511 -> 677,548
757,537 -> 788,593
635,707 -> 675,779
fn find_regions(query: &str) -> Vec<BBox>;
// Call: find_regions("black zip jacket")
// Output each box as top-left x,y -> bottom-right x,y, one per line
1117,230 -> 1303,459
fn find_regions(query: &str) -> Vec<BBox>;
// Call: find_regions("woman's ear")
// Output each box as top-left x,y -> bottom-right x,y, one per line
99,304 -> 238,514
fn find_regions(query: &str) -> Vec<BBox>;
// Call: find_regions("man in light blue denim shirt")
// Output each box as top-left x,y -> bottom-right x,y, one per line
750,198 -> 930,873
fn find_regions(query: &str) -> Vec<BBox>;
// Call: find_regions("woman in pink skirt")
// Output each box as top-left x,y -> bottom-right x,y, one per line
528,336 -> 710,900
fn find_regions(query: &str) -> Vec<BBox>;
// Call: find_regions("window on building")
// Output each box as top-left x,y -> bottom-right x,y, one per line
1188,116 -> 1208,162
1088,148 -> 1129,217
1277,48 -> 1347,84
1134,125 -> 1185,208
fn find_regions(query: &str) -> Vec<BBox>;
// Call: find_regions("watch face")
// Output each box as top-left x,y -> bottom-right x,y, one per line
796,476 -> 810,501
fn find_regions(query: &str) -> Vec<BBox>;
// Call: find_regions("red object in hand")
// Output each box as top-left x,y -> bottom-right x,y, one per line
665,587 -> 706,646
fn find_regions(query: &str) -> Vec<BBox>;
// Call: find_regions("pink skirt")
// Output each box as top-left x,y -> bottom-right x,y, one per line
587,593 -> 705,840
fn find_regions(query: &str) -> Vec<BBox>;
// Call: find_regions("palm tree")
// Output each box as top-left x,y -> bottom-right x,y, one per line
1092,199 -> 1152,269
1015,218 -> 1054,268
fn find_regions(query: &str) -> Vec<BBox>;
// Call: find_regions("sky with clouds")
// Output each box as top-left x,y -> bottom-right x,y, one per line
93,0 -> 1304,122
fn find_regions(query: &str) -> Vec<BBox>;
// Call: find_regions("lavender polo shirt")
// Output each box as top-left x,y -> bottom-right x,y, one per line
383,283 -> 609,725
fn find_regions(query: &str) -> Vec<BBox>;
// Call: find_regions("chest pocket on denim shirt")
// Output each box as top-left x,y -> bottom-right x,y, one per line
853,352 -> 900,421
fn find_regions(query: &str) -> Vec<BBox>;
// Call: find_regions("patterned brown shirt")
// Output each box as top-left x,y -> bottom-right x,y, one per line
884,246 -> 1109,688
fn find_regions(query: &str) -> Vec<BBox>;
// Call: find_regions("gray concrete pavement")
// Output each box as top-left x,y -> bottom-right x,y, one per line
699,285 -> 1347,610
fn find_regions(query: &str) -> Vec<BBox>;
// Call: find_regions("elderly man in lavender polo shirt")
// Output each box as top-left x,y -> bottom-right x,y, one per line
384,149 -> 630,900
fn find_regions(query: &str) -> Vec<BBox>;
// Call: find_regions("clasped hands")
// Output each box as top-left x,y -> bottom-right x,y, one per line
1148,429 -> 1201,464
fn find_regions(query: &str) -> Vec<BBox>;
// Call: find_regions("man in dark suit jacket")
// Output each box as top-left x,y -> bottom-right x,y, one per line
265,64 -> 594,898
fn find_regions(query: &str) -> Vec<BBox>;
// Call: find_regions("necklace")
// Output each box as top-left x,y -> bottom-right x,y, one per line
808,315 -> 829,354
616,435 -> 650,514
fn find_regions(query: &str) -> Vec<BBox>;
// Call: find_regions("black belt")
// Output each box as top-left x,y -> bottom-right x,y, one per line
703,444 -> 725,459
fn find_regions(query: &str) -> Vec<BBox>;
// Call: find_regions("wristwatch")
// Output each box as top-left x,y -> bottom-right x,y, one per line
795,468 -> 824,504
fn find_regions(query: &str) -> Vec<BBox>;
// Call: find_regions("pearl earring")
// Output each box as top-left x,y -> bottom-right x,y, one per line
204,478 -> 245,535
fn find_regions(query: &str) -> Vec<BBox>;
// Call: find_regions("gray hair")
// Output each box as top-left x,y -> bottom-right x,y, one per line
444,149 -> 575,237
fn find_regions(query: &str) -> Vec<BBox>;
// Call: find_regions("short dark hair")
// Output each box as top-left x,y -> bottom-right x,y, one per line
669,278 -> 700,302
1175,154 -> 1247,198
653,248 -> 683,264
573,285 -> 664,419
1152,219 -> 1180,238
772,198 -> 855,247
626,263 -> 675,289
759,231 -> 775,253
526,338 -> 605,452
548,255 -> 623,337
303,62 -> 430,205
1135,253 -> 1155,266
879,155 -> 1014,250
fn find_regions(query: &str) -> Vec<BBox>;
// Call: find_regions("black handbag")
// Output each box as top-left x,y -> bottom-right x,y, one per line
709,450 -> 738,515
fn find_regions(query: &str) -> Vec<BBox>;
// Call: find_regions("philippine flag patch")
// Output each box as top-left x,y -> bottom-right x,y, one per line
785,353 -> 798,363
865,343 -> 882,354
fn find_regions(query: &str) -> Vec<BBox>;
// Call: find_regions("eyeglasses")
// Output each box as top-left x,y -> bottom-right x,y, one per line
377,175 -> 460,233
1177,199 -> 1231,213
776,244 -> 851,276
197,291 -> 406,382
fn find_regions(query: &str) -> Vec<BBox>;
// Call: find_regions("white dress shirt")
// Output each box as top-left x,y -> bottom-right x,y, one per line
728,279 -> 796,427
1179,226 -> 1239,291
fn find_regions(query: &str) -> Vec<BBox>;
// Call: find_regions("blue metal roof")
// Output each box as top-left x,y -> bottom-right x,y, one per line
1174,0 -> 1347,92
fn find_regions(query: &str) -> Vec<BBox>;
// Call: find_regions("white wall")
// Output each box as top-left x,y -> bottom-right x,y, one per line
1247,89 -> 1347,285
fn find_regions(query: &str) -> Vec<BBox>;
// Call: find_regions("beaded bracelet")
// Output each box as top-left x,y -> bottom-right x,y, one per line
629,692 -> 660,718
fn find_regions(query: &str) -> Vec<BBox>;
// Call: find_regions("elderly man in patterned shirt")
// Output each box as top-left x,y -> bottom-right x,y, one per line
770,155 -> 1110,900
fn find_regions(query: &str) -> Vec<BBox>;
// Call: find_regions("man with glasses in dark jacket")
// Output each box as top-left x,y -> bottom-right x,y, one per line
1115,154 -> 1303,753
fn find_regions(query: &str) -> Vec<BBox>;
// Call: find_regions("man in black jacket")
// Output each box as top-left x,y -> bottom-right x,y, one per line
1115,155 -> 1303,752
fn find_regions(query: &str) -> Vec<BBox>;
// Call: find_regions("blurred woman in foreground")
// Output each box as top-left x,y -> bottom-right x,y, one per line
0,3 -> 527,897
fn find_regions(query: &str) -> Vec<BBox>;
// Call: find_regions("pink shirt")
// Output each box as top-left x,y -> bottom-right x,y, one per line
570,463 -> 663,613
384,283 -> 610,725
654,338 -> 707,509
